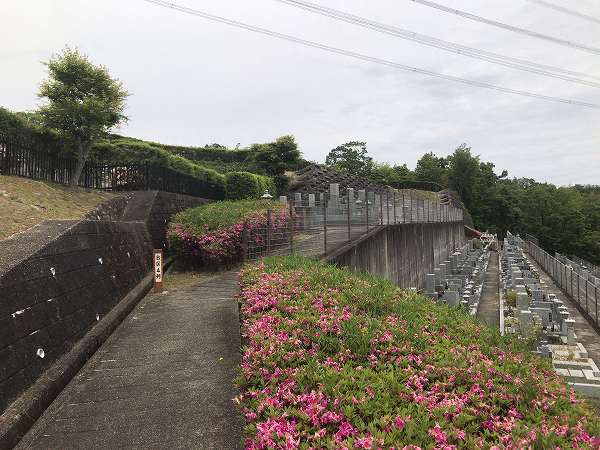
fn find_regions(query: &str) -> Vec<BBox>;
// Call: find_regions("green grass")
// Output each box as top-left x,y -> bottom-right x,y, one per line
171,199 -> 286,232
237,255 -> 600,448
0,175 -> 115,240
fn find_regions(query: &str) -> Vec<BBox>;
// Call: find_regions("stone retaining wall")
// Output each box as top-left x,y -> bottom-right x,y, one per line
0,220 -> 151,412
0,190 -> 209,414
327,222 -> 465,289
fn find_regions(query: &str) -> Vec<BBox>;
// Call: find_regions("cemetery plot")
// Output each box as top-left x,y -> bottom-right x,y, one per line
500,232 -> 600,398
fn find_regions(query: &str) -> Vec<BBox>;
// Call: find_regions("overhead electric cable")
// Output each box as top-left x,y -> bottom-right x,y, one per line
525,0 -> 600,25
407,0 -> 600,55
274,0 -> 600,88
141,0 -> 600,109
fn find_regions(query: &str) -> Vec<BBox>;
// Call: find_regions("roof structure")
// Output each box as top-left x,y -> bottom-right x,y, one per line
288,163 -> 391,194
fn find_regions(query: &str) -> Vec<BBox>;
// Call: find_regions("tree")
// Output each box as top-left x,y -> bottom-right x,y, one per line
447,144 -> 479,210
252,135 -> 301,195
414,152 -> 448,184
325,141 -> 373,177
393,164 -> 415,180
38,47 -> 128,186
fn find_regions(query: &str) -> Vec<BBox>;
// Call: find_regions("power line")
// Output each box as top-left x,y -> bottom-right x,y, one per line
274,0 -> 600,88
141,0 -> 600,109
525,0 -> 600,25
407,0 -> 600,55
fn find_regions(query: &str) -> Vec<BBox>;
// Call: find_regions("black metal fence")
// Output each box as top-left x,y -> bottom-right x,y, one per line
0,134 -> 225,199
244,190 -> 465,260
526,240 -> 600,330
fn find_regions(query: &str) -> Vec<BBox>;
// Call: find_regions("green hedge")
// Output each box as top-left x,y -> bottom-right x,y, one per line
225,172 -> 275,200
170,199 -> 285,233
89,138 -> 227,189
167,199 -> 288,266
237,256 -> 600,448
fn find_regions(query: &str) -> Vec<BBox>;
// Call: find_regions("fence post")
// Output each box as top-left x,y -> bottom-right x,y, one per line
586,279 -> 588,314
402,191 -> 406,224
266,209 -> 272,254
379,193 -> 383,225
365,192 -> 369,231
323,199 -> 328,254
242,220 -> 249,262
289,203 -> 294,254
386,191 -> 390,225
347,192 -> 351,241
393,190 -> 397,224
570,269 -> 573,299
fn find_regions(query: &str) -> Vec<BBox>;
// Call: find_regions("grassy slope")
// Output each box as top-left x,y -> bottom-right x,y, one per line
171,199 -> 287,232
0,175 -> 115,240
237,256 -> 600,449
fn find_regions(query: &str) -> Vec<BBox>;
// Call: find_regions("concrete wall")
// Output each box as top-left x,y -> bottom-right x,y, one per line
121,191 -> 209,250
0,190 -> 208,413
0,220 -> 152,412
327,222 -> 465,289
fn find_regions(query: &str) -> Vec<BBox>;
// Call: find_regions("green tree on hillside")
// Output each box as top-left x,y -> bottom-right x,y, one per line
414,152 -> 448,184
447,144 -> 480,210
252,135 -> 301,195
38,47 -> 128,186
325,141 -> 373,177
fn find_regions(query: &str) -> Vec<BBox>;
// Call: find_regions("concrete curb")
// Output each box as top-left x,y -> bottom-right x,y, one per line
0,270 -> 157,450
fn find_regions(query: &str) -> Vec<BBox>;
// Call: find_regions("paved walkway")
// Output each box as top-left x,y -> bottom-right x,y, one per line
477,251 -> 500,328
526,255 -> 600,365
16,271 -> 244,450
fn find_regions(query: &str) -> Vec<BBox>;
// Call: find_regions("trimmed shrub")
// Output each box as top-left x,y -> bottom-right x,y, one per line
167,200 -> 288,266
237,256 -> 600,449
226,172 -> 276,200
89,138 -> 226,193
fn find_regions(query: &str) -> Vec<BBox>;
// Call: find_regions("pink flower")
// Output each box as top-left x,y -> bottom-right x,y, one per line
429,423 -> 447,445
355,435 -> 373,449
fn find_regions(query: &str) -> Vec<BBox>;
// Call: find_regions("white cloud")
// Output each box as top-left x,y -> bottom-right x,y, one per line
1,0 -> 599,185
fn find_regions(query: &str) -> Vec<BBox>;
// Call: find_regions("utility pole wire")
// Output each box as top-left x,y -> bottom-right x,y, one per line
407,0 -> 600,55
525,0 -> 600,25
274,0 -> 600,88
141,0 -> 600,109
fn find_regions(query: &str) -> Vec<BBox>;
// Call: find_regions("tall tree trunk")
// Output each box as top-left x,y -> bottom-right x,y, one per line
70,140 -> 90,187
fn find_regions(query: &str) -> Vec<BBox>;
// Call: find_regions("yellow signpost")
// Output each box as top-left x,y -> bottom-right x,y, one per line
153,249 -> 163,293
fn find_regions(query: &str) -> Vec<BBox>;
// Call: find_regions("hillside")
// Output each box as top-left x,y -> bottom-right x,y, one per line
0,175 -> 115,240
237,256 -> 600,448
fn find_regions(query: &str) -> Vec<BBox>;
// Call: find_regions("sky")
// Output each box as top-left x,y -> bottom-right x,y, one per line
1,0 -> 599,185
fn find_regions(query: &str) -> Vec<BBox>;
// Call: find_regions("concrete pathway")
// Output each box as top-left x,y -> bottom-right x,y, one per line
477,251 -> 500,328
526,255 -> 600,365
16,271 -> 244,450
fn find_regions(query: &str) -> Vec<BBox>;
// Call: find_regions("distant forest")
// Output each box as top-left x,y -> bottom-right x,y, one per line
325,142 -> 600,266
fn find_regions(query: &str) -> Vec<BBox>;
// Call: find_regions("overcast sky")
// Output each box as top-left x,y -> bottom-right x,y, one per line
2,0 -> 599,185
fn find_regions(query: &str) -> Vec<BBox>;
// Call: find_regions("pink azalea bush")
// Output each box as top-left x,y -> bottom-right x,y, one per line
167,200 -> 289,266
236,256 -> 600,449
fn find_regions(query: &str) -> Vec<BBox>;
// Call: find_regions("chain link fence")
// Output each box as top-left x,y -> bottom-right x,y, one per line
244,189 -> 464,260
526,240 -> 600,328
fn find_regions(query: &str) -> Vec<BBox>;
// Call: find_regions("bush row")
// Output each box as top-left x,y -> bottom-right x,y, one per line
1,109 -> 279,200
91,138 -> 274,200
226,172 -> 276,200
167,200 -> 288,266
236,256 -> 600,449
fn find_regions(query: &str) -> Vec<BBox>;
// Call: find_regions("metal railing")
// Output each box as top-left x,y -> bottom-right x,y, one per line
244,189 -> 464,260
526,240 -> 600,329
0,134 -> 225,199
570,255 -> 600,279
